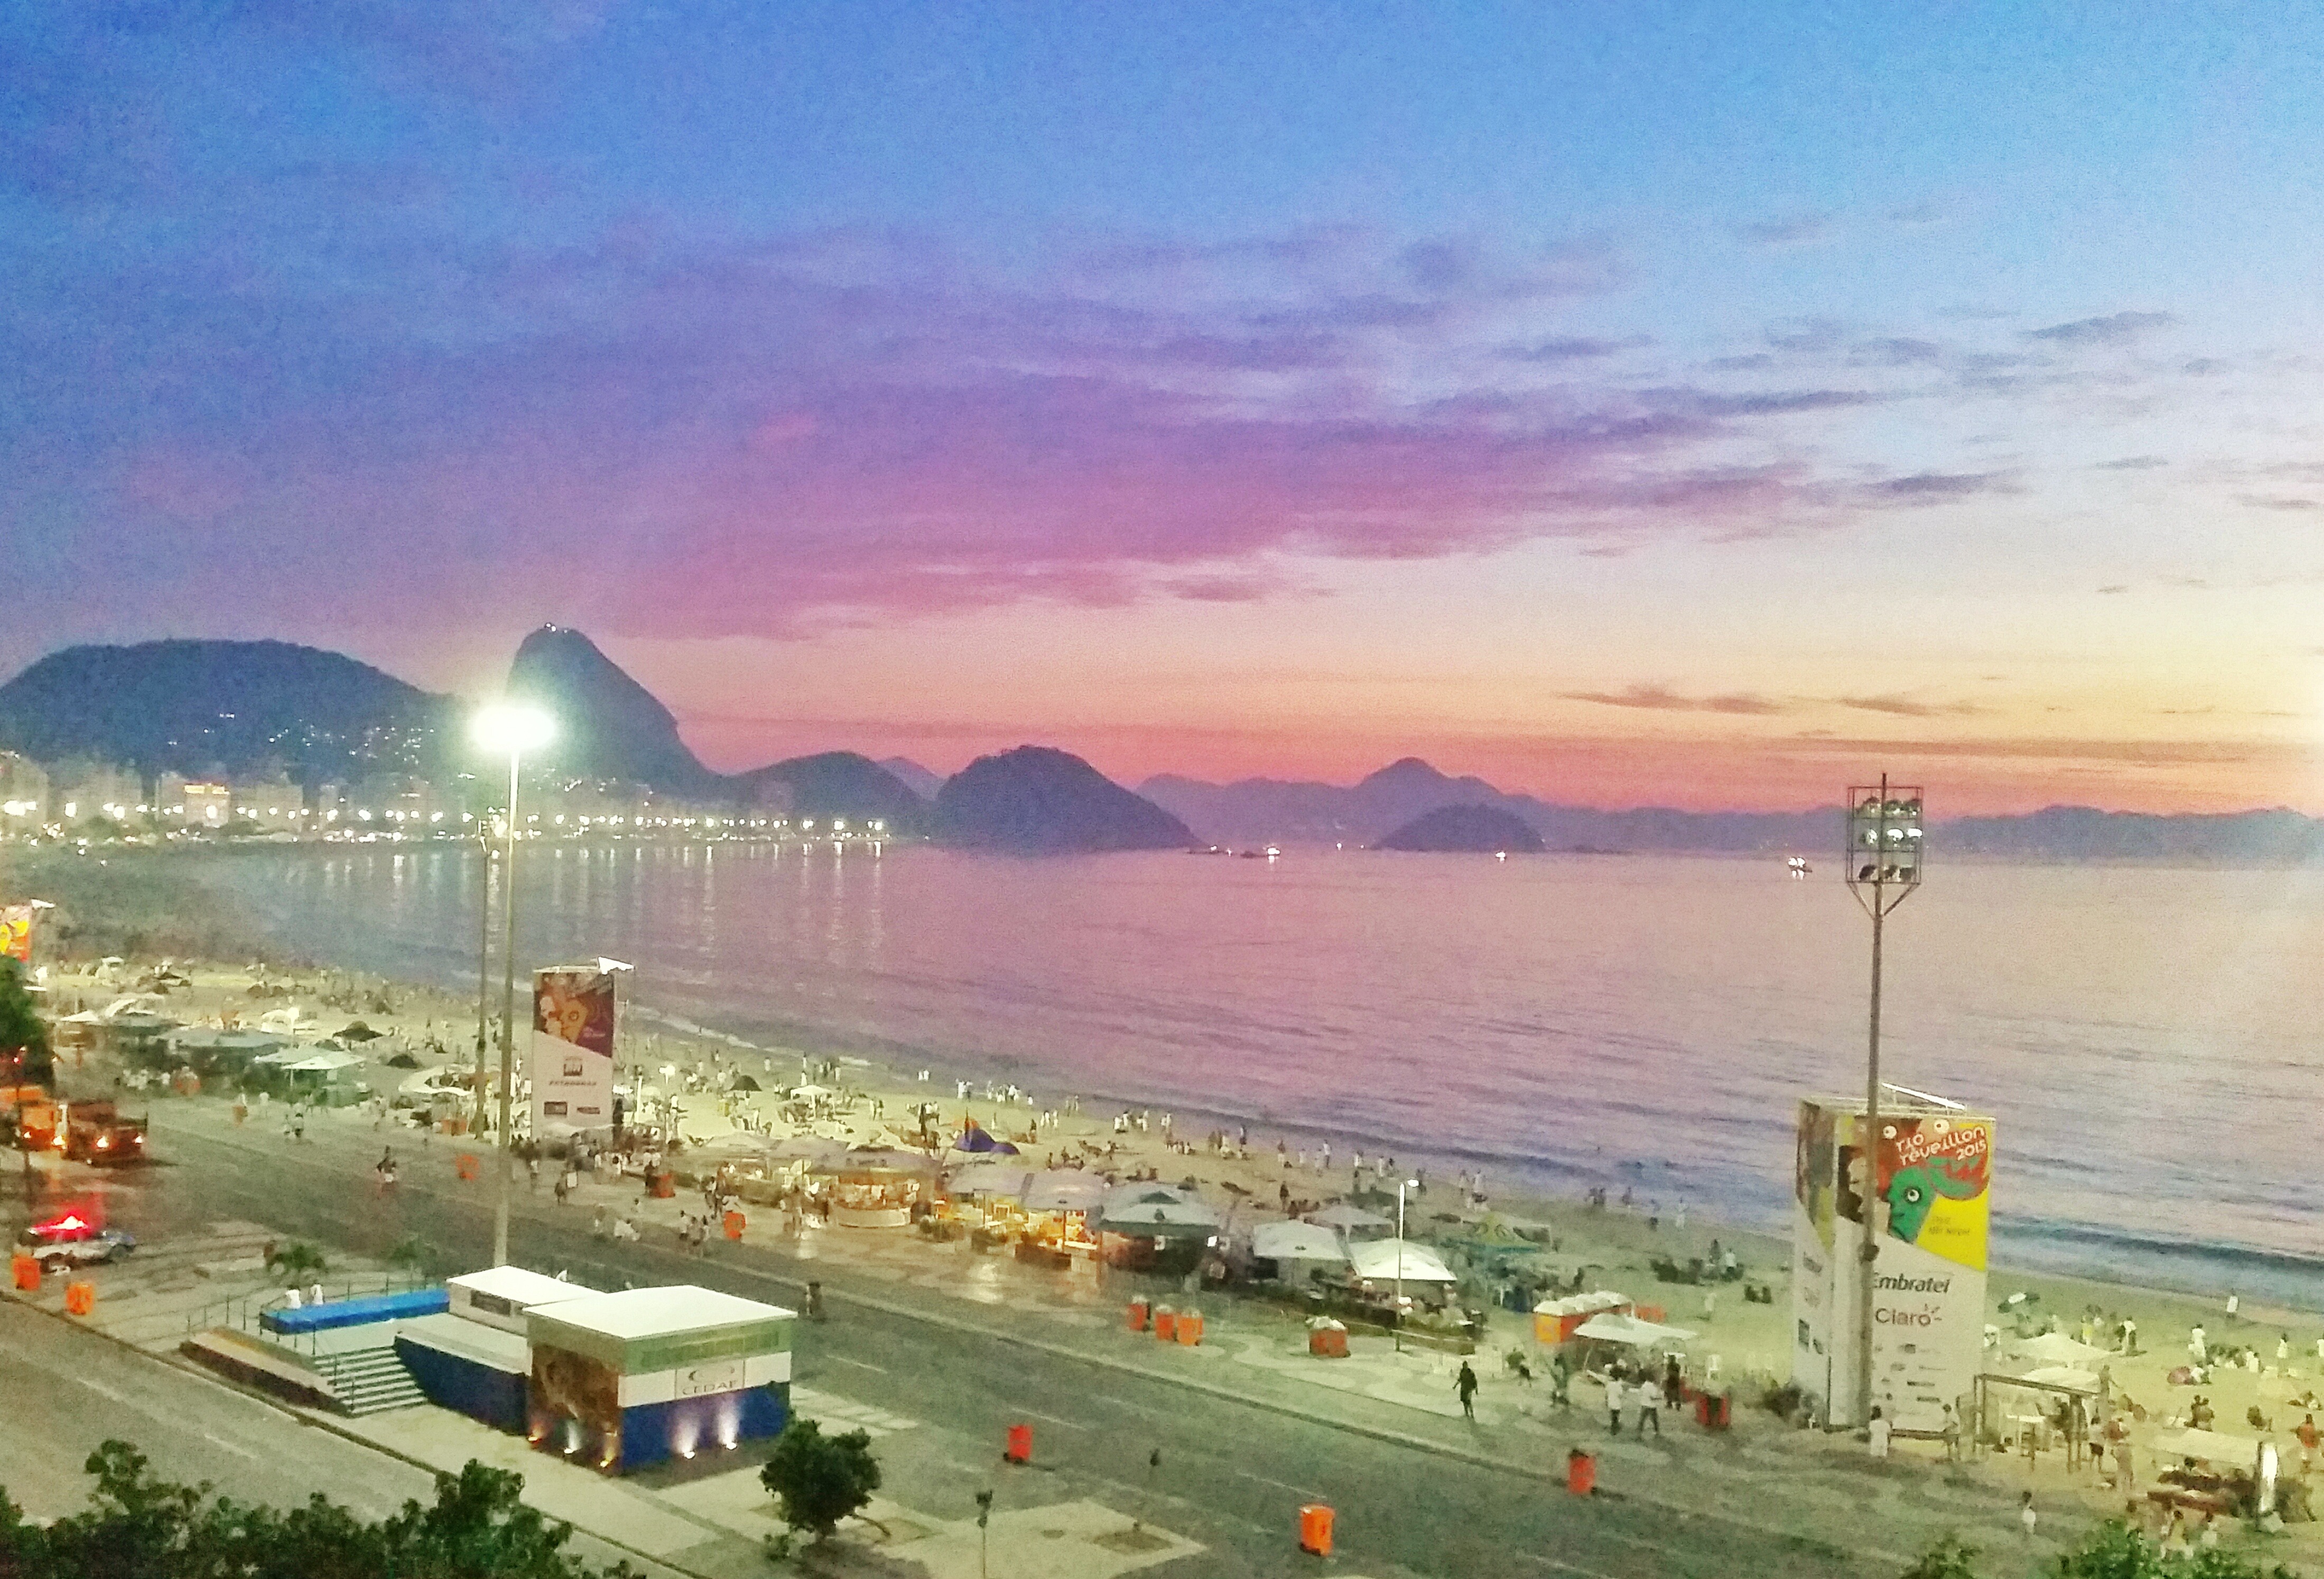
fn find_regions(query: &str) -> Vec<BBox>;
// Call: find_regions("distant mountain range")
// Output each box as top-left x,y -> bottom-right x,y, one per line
1143,757 -> 2324,864
5,636 -> 2323,862
1373,803 -> 1545,853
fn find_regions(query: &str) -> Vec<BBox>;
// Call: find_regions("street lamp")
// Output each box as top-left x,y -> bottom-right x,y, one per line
1393,1176 -> 1418,1353
473,703 -> 554,1267
1842,776 -> 1924,1430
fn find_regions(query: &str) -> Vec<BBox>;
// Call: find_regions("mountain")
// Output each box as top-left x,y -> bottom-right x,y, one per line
877,757 -> 945,801
504,626 -> 724,796
732,751 -> 928,833
0,639 -> 447,784
1374,804 -> 1546,853
935,746 -> 1193,853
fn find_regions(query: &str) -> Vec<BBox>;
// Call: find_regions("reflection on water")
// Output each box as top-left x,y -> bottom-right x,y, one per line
210,846 -> 2324,1301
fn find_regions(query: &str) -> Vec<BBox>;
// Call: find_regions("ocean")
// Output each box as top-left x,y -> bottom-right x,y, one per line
192,843 -> 2324,1307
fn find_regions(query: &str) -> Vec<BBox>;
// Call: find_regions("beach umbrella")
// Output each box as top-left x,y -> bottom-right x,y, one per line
951,1123 -> 1019,1156
336,1020 -> 384,1042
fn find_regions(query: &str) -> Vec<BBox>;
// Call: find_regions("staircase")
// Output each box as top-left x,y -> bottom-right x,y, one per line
319,1345 -> 427,1416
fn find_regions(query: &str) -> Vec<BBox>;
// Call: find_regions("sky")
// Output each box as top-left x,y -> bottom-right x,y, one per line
8,2 -> 2324,813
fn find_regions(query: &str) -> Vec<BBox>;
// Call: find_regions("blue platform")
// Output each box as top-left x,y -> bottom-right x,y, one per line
261,1287 -> 448,1334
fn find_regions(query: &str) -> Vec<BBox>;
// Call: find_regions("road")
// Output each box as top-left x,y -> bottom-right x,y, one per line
0,1297 -> 696,1577
75,1108 -> 1875,1579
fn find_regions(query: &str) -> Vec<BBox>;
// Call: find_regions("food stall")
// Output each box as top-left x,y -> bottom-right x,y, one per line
1020,1170 -> 1107,1263
1533,1289 -> 1633,1345
826,1145 -> 932,1228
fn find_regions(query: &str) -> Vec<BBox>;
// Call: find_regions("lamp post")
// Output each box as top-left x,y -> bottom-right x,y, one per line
474,824 -> 492,1139
472,703 -> 554,1268
1843,777 -> 1924,1429
1393,1176 -> 1418,1353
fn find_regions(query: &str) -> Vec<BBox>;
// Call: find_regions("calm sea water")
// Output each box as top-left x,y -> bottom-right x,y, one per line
194,845 -> 2324,1305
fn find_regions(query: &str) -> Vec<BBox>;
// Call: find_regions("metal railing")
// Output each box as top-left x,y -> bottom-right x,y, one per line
183,1268 -> 434,1343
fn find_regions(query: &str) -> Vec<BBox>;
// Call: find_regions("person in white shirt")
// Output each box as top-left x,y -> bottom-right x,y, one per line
1604,1373 -> 1625,1436
1867,1406 -> 1891,1459
1635,1375 -> 1662,1436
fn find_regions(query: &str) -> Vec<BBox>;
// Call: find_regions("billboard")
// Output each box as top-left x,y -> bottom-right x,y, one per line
0,905 -> 32,963
1792,1095 -> 1992,1434
529,966 -> 617,1138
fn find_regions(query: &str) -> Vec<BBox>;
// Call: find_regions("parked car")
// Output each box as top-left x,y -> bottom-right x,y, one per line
18,1213 -> 137,1268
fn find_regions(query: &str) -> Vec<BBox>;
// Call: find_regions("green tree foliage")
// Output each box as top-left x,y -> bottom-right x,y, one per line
1901,1534 -> 1983,1579
1904,1521 -> 2304,1579
758,1419 -> 881,1542
0,1440 -> 631,1578
0,956 -> 52,1087
265,1241 -> 328,1282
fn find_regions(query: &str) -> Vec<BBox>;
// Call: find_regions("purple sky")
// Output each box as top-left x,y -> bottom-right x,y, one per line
7,4 -> 2324,810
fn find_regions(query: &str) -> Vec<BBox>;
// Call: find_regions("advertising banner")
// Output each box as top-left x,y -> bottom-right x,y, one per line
529,966 -> 616,1138
0,905 -> 32,964
1793,1096 -> 1994,1434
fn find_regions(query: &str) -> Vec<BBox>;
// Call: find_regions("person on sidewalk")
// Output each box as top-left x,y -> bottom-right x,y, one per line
1867,1406 -> 1890,1460
1605,1371 -> 1624,1436
1635,1373 -> 1662,1437
1456,1362 -> 1480,1422
2019,1491 -> 2038,1540
1550,1352 -> 1572,1408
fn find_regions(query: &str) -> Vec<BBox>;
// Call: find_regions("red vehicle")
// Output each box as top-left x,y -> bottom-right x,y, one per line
61,1100 -> 147,1165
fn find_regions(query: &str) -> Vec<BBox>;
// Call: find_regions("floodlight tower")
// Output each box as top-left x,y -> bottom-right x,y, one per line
1843,776 -> 1924,1430
472,703 -> 555,1267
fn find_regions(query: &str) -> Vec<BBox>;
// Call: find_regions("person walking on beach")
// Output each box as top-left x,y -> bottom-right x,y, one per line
1866,1406 -> 1890,1460
1456,1362 -> 1479,1422
2298,1413 -> 2319,1478
1604,1371 -> 1624,1436
1635,1372 -> 1662,1436
1550,1352 -> 1572,1408
2019,1491 -> 2038,1540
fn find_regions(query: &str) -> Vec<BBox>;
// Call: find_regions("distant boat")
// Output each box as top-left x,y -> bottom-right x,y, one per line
1787,856 -> 1811,878
1186,845 -> 1231,856
1235,846 -> 1282,860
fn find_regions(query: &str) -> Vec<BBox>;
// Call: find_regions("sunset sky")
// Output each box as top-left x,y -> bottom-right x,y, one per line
8,4 -> 2324,812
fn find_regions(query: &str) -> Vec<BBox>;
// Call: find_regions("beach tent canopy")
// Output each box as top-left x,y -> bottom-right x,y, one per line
282,1049 -> 365,1073
1574,1311 -> 1698,1347
730,1075 -> 760,1091
1250,1220 -> 1349,1265
951,1123 -> 1020,1156
788,1084 -> 834,1100
2151,1427 -> 2261,1466
1535,1290 -> 1632,1318
2006,1332 -> 2114,1370
2015,1366 -> 2101,1392
1097,1184 -> 1222,1235
1347,1240 -> 1458,1284
1022,1172 -> 1107,1213
336,1020 -> 384,1042
839,1146 -> 933,1175
1305,1202 -> 1391,1234
945,1162 -> 1032,1200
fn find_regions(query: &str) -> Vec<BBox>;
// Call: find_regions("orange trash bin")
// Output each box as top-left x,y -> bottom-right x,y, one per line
1126,1298 -> 1149,1331
1005,1423 -> 1031,1463
1298,1503 -> 1334,1555
723,1211 -> 745,1240
455,1152 -> 480,1181
11,1254 -> 39,1291
1567,1448 -> 1596,1496
1176,1310 -> 1203,1345
64,1281 -> 95,1316
1153,1305 -> 1177,1342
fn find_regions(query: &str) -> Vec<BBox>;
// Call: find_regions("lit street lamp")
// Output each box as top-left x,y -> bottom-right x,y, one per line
1394,1175 -> 1419,1353
1843,776 -> 1924,1429
472,703 -> 554,1267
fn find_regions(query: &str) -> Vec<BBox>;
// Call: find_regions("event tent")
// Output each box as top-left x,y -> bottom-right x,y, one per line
1096,1184 -> 1222,1236
1022,1172 -> 1108,1213
2151,1427 -> 2262,1467
2017,1366 -> 2101,1392
1347,1240 -> 1457,1284
1249,1220 -> 1349,1270
2006,1332 -> 2115,1370
945,1162 -> 1033,1200
1305,1202 -> 1392,1237
1573,1311 -> 1698,1348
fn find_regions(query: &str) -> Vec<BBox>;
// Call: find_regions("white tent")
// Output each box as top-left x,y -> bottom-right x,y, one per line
2006,1332 -> 2114,1370
281,1049 -> 365,1073
1023,1172 -> 1107,1213
2016,1366 -> 2101,1392
1250,1220 -> 1349,1265
1574,1311 -> 1698,1348
946,1162 -> 1032,1200
1347,1240 -> 1457,1284
2151,1427 -> 2262,1467
1305,1202 -> 1392,1236
1098,1184 -> 1222,1235
1536,1290 -> 1631,1320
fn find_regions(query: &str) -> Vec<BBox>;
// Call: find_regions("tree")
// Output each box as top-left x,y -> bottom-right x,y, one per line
0,956 -> 51,1088
1900,1535 -> 1982,1579
266,1241 -> 328,1283
1903,1521 -> 2306,1579
0,1438 -> 633,1578
758,1419 -> 881,1543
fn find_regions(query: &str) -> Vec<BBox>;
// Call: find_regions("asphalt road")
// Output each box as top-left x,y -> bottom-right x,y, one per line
77,1112 -> 1871,1579
0,1297 -> 695,1578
